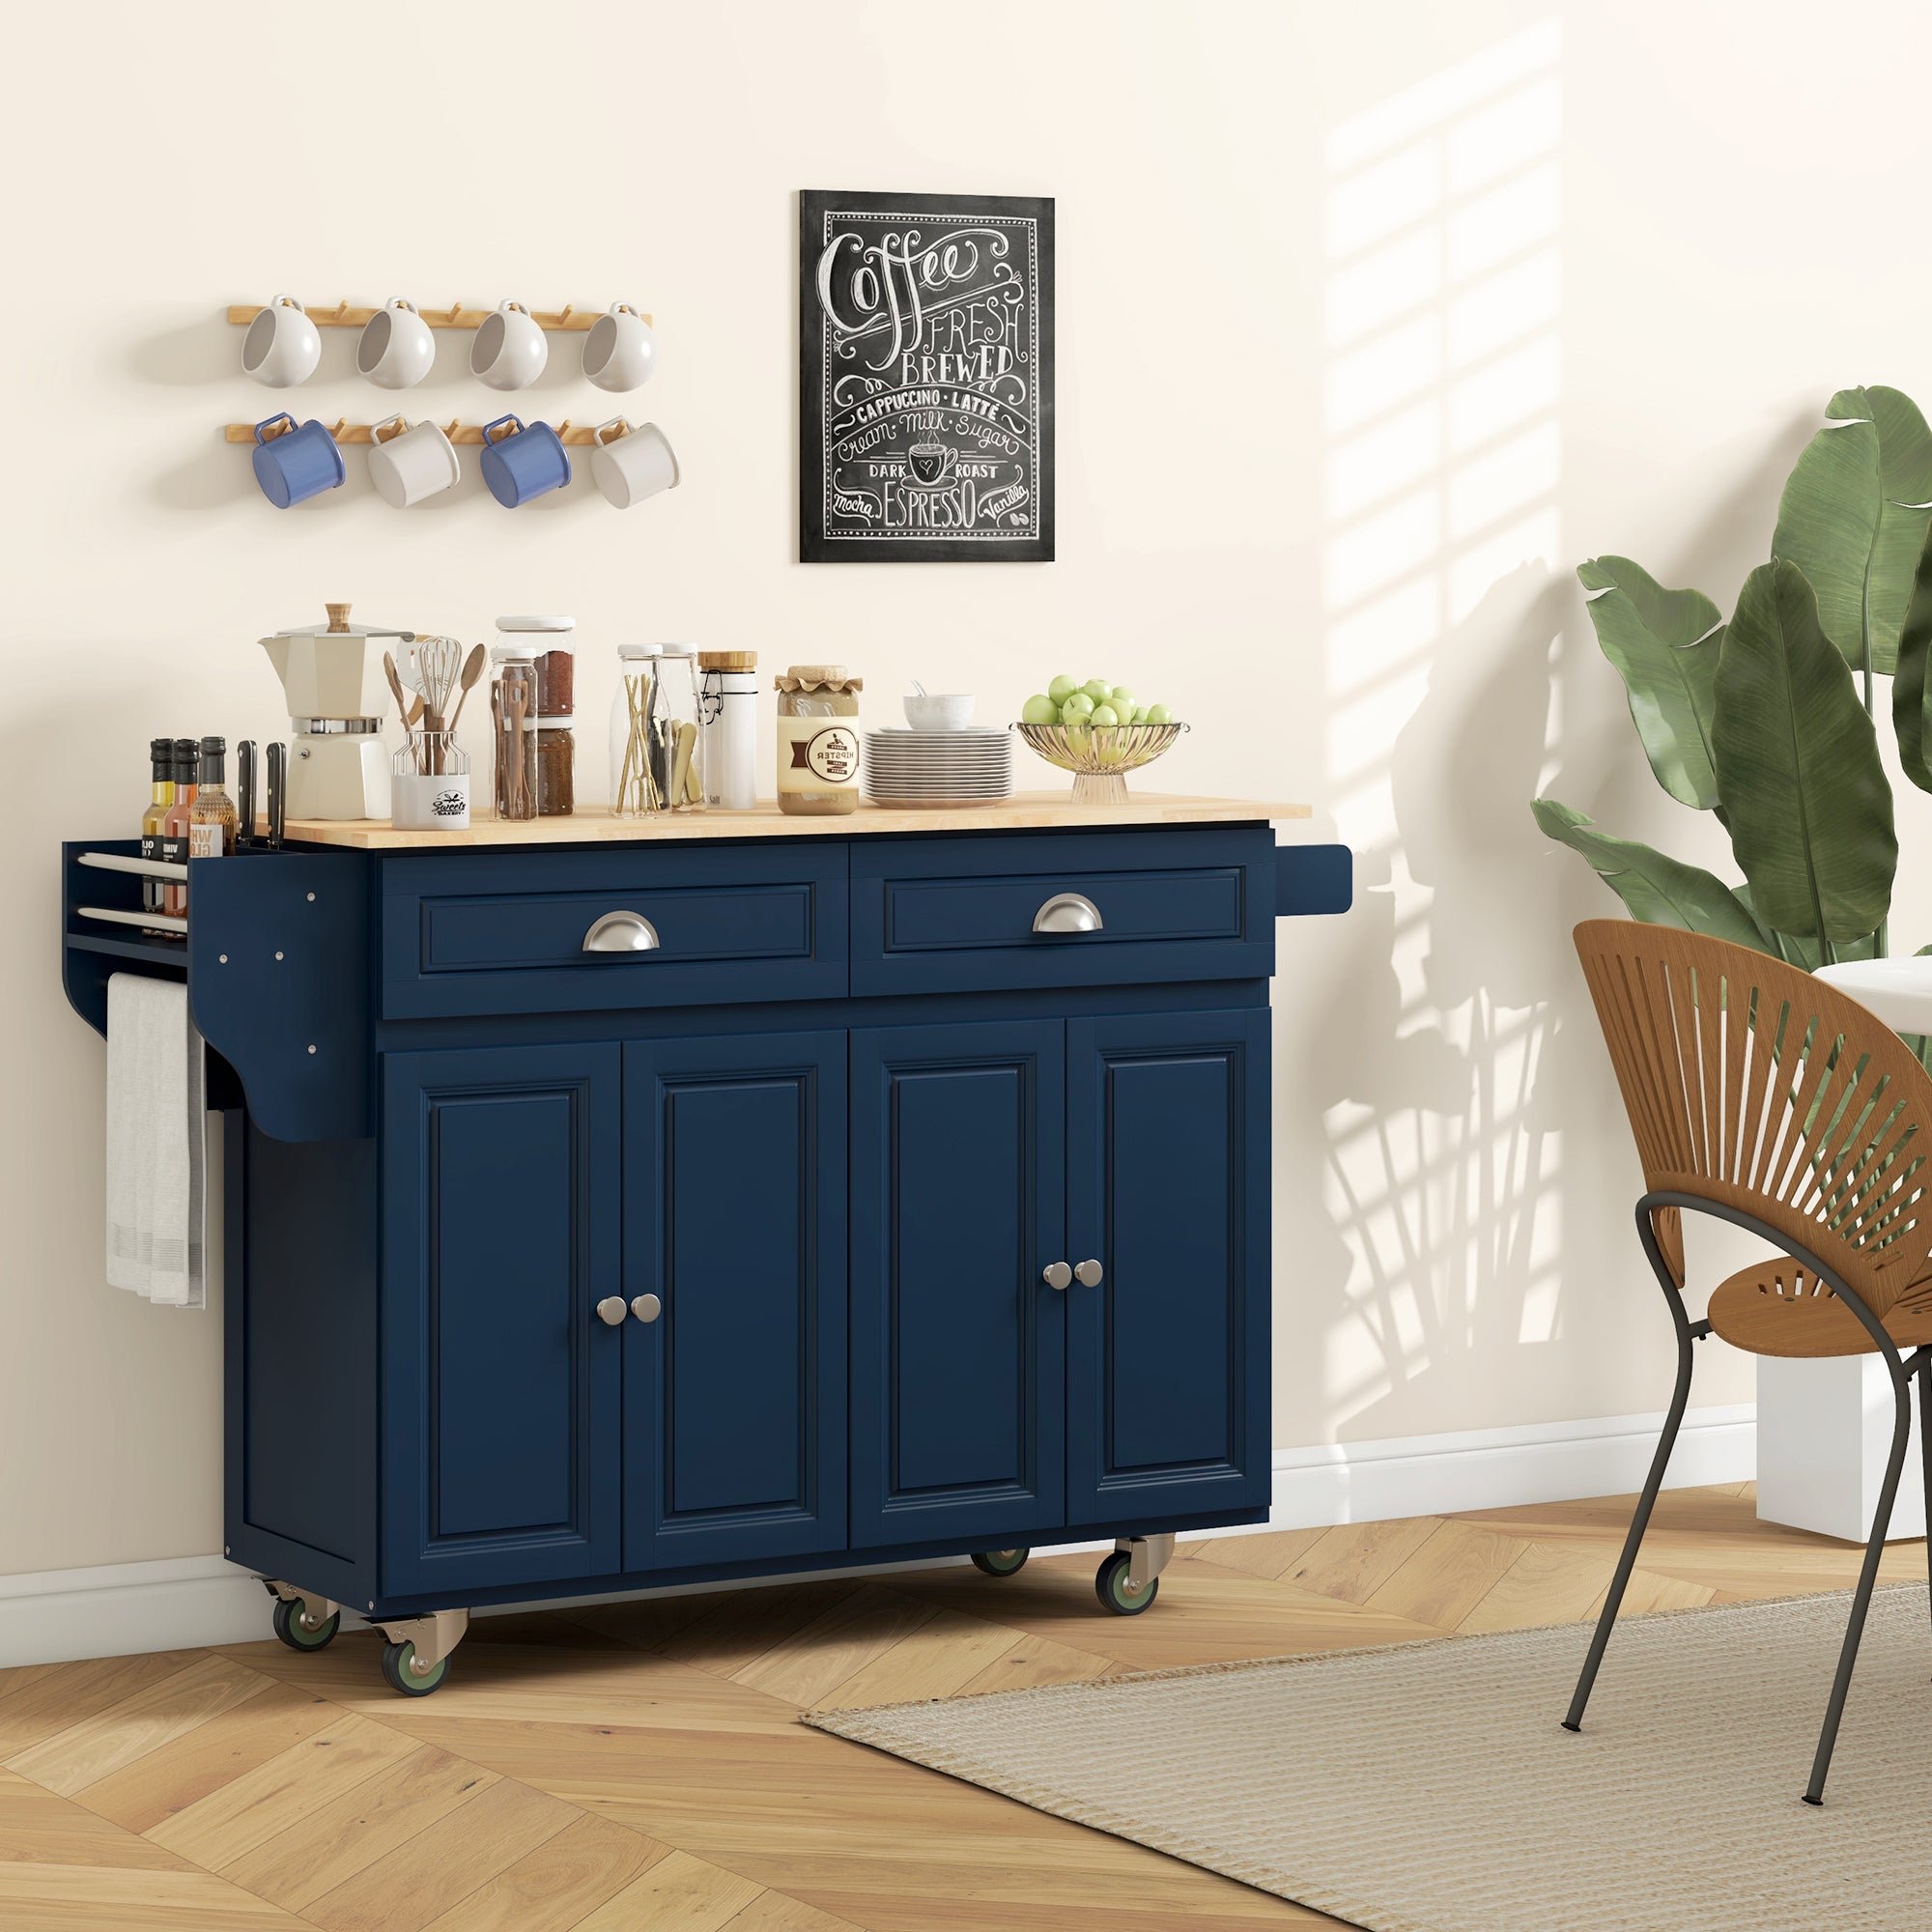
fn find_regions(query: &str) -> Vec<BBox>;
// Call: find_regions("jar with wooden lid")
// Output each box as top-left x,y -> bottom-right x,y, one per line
775,665 -> 862,815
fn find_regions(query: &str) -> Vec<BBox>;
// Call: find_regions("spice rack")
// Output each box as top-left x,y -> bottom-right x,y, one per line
226,301 -> 646,333
62,840 -> 372,1141
223,420 -> 613,446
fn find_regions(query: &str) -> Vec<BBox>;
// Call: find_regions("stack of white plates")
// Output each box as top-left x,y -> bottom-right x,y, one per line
864,727 -> 1013,806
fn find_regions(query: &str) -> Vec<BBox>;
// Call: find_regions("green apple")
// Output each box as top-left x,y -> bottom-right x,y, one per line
1144,701 -> 1173,725
1110,686 -> 1135,709
1089,702 -> 1120,727
1047,673 -> 1080,705
1127,704 -> 1147,724
1021,693 -> 1059,725
1082,677 -> 1112,704
1060,692 -> 1094,720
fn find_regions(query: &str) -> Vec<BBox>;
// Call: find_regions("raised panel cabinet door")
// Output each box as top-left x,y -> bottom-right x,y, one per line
1065,1009 -> 1271,1521
622,1032 -> 847,1570
381,1044 -> 621,1600
850,1020 -> 1065,1547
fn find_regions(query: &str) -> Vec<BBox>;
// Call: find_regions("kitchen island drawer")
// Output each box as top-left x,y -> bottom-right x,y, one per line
850,827 -> 1274,997
381,845 -> 848,1019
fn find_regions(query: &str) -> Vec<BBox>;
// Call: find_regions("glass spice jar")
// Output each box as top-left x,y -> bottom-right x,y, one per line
495,614 -> 575,718
490,645 -> 540,820
775,665 -> 862,815
535,716 -> 576,816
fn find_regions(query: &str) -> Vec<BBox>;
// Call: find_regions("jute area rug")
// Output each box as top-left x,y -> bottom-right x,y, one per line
804,1584 -> 1932,1932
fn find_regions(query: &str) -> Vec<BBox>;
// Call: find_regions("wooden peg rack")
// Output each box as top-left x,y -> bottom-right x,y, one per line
225,419 -> 611,446
225,301 -> 648,333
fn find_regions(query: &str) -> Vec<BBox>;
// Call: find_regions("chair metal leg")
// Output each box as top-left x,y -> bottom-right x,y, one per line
1561,1304 -> 1695,1733
1802,1353 -> 1915,1805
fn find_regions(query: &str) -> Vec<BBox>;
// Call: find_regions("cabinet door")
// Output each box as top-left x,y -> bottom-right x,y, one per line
382,1044 -> 621,1599
1065,1009 -> 1270,1522
622,1033 -> 846,1570
850,1020 -> 1065,1547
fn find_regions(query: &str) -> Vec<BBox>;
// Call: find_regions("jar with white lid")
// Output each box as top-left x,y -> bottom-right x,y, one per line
496,614 -> 575,719
610,642 -> 704,814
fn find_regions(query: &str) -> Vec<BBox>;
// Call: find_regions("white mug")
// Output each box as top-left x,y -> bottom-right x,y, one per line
242,294 -> 321,388
368,414 -> 461,507
582,301 -> 657,392
590,418 -> 680,509
357,298 -> 436,389
470,298 -> 548,390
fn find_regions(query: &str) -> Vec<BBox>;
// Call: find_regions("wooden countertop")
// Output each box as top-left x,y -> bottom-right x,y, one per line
272,793 -> 1312,850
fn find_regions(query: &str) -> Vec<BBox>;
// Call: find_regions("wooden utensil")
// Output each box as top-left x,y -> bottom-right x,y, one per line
446,642 -> 488,735
383,652 -> 414,732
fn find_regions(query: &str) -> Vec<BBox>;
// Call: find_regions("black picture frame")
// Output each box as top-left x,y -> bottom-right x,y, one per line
799,188 -> 1054,564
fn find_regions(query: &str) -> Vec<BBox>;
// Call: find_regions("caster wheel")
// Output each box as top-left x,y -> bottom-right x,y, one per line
381,1639 -> 450,1697
971,1548 -> 1030,1578
1095,1549 -> 1158,1616
272,1597 -> 340,1652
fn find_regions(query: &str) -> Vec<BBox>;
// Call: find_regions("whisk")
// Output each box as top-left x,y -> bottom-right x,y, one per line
407,634 -> 465,776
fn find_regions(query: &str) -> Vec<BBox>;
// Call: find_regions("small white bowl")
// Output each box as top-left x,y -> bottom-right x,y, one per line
903,694 -> 976,730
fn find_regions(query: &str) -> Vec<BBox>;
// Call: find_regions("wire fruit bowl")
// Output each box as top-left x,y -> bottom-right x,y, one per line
1012,720 -> 1188,805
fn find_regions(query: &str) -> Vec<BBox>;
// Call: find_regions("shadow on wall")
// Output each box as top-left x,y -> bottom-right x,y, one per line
1292,18 -> 1601,1443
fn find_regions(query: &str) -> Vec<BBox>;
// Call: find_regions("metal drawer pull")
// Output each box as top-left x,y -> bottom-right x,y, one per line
1073,1258 -> 1104,1288
630,1293 -> 663,1322
582,910 -> 661,953
1033,892 -> 1103,934
1040,1262 -> 1072,1290
595,1295 -> 628,1326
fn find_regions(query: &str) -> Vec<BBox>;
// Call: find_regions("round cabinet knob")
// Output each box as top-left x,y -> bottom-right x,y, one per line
1040,1262 -> 1072,1291
630,1293 -> 663,1323
595,1295 -> 628,1326
1073,1259 -> 1104,1288
1032,892 -> 1103,935
582,910 -> 661,953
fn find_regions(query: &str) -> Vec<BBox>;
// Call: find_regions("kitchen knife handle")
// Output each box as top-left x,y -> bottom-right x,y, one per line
266,743 -> 286,850
236,741 -> 256,849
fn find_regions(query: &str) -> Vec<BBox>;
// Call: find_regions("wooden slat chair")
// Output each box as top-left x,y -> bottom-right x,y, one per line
1567,920 -> 1932,1804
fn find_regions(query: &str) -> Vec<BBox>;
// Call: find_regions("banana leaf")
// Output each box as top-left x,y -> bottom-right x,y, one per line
1577,556 -> 1723,811
1530,798 -> 1774,952
1771,384 -> 1932,681
1712,559 -> 1895,944
1892,522 -> 1932,792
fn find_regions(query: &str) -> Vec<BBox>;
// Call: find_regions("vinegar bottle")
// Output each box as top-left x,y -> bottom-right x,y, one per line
159,738 -> 198,918
139,737 -> 174,923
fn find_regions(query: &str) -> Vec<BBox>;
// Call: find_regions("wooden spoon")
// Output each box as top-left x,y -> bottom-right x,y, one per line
445,642 -> 489,736
383,652 -> 414,732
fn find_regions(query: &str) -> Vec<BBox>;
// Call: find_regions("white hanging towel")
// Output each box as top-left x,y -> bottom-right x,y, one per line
104,972 -> 208,1308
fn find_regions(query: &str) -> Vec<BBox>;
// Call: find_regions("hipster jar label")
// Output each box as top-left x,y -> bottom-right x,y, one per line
777,718 -> 861,793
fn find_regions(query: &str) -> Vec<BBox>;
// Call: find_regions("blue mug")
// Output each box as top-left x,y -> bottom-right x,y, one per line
252,413 -> 345,509
479,414 -> 571,507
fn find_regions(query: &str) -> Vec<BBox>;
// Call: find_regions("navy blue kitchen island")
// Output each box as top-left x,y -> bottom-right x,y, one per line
63,797 -> 1349,1694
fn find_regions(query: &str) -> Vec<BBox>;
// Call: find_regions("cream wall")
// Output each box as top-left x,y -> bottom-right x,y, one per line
8,0 -> 1927,1576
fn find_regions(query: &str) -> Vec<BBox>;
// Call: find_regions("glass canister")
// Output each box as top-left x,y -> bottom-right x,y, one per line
490,644 -> 540,820
535,716 -> 576,816
698,649 -> 758,810
495,614 -> 575,719
775,665 -> 863,815
611,642 -> 704,814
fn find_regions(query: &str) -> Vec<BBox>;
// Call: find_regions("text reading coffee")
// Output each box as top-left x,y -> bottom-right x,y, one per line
799,190 -> 1054,563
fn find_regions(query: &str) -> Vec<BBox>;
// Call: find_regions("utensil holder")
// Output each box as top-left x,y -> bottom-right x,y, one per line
391,733 -> 470,830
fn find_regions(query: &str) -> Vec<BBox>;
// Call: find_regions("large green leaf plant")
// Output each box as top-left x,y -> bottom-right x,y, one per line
1536,386 -> 1932,1009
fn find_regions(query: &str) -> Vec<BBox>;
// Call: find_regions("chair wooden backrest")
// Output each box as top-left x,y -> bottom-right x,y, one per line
1574,920 -> 1932,1319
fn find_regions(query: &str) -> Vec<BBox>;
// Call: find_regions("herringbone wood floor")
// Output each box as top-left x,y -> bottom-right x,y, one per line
0,1483 -> 1921,1932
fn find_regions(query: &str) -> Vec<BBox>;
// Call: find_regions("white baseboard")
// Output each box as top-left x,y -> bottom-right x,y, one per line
1265,1403 -> 1756,1530
0,1404 -> 1756,1670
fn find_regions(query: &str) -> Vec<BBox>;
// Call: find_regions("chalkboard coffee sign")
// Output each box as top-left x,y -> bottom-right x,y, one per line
799,189 -> 1054,564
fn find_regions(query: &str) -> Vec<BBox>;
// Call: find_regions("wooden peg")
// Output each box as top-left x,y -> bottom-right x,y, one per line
330,417 -> 347,439
447,418 -> 461,438
555,418 -> 572,437
557,304 -> 573,327
333,299 -> 350,321
447,302 -> 463,325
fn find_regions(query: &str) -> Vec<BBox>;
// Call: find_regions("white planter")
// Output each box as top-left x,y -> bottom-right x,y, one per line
1755,1355 -> 1925,1544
